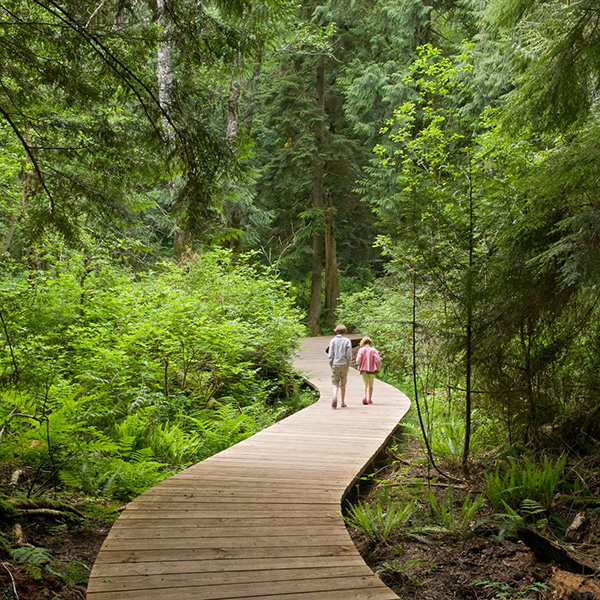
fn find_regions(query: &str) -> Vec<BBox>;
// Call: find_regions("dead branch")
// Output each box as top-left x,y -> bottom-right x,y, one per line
385,446 -> 411,466
13,523 -> 33,548
8,498 -> 85,519
10,470 -> 23,486
1,562 -> 19,599
0,408 -> 42,444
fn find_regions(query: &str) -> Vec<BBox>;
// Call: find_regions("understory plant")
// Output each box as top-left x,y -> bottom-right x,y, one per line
423,486 -> 486,538
344,499 -> 416,543
486,454 -> 567,509
0,246 -> 307,501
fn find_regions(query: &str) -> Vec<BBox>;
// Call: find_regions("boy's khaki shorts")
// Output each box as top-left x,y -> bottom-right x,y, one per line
331,365 -> 349,387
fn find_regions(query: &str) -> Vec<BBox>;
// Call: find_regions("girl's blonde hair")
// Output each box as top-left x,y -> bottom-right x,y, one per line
360,336 -> 372,346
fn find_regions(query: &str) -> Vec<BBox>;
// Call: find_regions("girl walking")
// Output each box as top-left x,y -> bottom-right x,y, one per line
356,337 -> 381,405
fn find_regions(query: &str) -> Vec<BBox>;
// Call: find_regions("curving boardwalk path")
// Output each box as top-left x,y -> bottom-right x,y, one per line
87,336 -> 411,600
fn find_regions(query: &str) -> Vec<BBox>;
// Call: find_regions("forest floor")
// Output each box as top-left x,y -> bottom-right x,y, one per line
0,460 -> 115,600
347,433 -> 600,600
2,439 -> 600,599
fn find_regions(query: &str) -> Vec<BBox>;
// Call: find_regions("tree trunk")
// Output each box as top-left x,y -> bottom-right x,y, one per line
520,318 -> 537,442
226,76 -> 242,139
224,56 -> 243,253
2,131 -> 36,256
461,168 -> 474,476
308,55 -> 325,336
324,189 -> 339,321
157,0 -> 174,143
157,0 -> 190,261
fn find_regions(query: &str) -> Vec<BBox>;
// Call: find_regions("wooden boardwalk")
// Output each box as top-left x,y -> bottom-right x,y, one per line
87,336 -> 411,600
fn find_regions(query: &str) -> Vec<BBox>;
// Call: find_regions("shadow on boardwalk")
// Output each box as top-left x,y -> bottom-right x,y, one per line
86,336 -> 411,600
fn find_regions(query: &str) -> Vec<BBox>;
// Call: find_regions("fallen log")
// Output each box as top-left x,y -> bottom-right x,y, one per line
548,569 -> 600,600
517,528 -> 597,575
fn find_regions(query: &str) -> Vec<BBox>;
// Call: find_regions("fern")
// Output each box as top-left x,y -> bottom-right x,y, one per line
486,454 -> 567,509
426,486 -> 486,537
344,499 -> 415,542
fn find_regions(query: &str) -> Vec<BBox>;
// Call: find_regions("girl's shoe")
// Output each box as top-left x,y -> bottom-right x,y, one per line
368,399 -> 373,404
362,398 -> 368,405
341,402 -> 347,408
332,398 -> 338,408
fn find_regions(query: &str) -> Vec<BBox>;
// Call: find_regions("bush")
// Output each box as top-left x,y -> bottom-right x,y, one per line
0,247 -> 306,500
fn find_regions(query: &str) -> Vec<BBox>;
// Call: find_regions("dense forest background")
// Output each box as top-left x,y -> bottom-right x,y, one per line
2,0 -> 600,596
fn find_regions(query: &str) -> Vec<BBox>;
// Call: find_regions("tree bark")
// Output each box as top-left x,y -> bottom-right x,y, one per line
324,189 -> 339,321
157,0 -> 190,261
226,76 -> 242,139
224,56 -> 243,253
157,0 -> 174,143
308,55 -> 326,336
461,165 -> 474,476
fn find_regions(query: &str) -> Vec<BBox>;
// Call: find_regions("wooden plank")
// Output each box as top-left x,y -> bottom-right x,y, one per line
89,555 -> 367,577
87,336 -> 411,600
90,565 -> 375,592
110,516 -> 339,529
100,534 -> 352,551
114,508 -> 340,519
88,575 -> 393,600
107,525 -> 344,539
91,544 -> 359,565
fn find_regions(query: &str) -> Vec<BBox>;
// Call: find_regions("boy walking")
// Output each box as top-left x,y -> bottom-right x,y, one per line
328,324 -> 352,408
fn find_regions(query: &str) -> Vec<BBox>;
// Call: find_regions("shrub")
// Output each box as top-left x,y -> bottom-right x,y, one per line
0,247 -> 306,500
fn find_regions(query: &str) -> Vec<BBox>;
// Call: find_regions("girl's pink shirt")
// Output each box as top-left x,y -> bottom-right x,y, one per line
356,346 -> 381,372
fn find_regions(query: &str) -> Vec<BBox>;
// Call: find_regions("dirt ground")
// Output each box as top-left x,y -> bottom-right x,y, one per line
0,460 -> 114,600
352,529 -> 551,599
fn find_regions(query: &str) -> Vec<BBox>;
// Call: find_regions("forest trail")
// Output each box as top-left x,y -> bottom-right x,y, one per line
86,336 -> 411,600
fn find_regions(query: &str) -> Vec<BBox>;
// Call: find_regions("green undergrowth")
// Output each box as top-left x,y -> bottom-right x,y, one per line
0,247 -> 311,502
343,421 -> 600,599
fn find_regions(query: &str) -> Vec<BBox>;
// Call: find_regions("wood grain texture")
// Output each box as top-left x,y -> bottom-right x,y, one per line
87,336 -> 411,599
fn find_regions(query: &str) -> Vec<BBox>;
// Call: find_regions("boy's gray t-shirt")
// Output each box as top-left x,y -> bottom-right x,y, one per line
328,334 -> 352,367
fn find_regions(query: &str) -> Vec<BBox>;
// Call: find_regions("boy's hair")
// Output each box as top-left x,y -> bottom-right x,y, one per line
334,324 -> 347,335
360,336 -> 372,346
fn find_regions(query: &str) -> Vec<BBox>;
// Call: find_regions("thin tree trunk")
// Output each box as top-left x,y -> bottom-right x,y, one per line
411,273 -> 454,481
157,0 -> 174,143
2,131 -> 36,256
308,55 -> 325,335
226,77 -> 242,139
461,165 -> 474,476
224,54 -> 243,253
463,311 -> 472,475
0,213 -> 19,256
324,190 -> 339,320
520,318 -> 536,441
157,0 -> 189,260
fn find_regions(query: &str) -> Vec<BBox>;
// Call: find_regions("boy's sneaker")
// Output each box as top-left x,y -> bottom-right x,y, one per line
332,398 -> 338,408
340,402 -> 347,408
